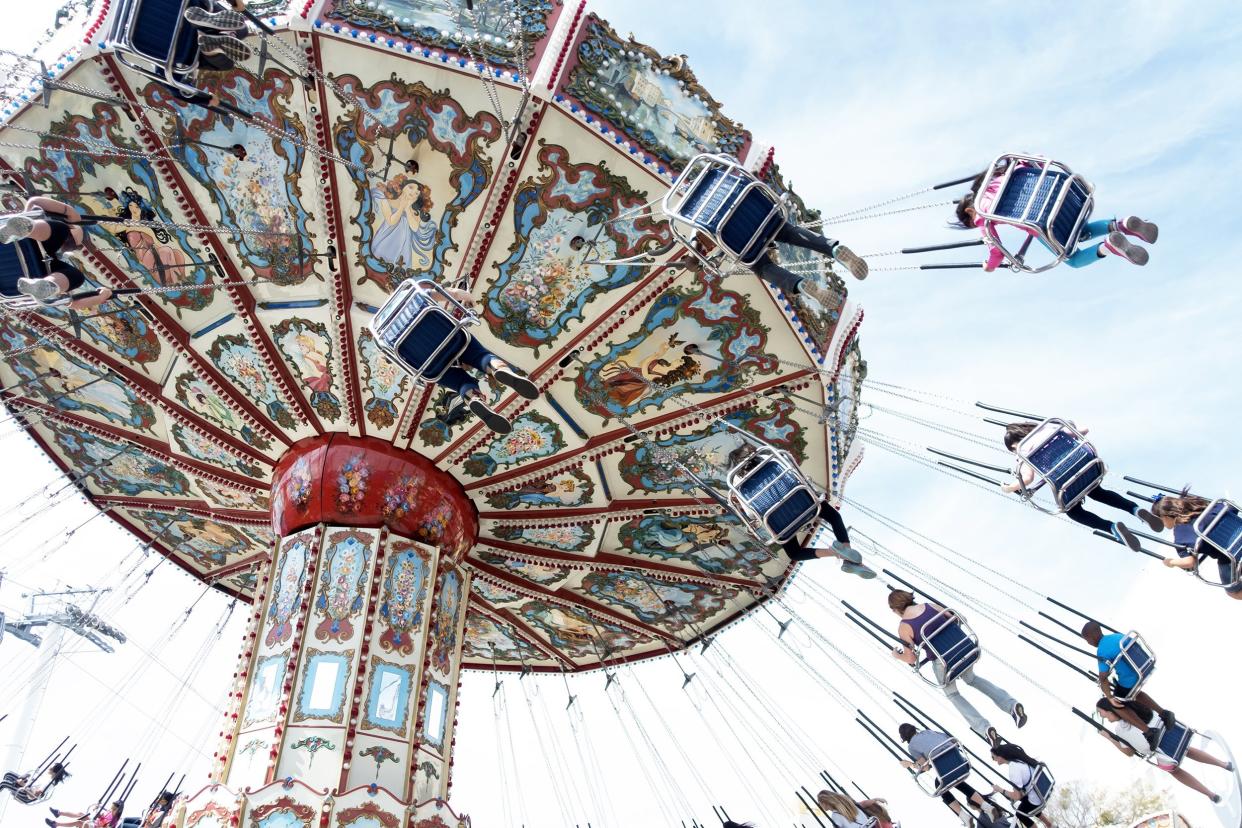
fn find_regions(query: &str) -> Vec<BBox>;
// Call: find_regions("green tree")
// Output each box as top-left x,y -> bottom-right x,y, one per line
1045,778 -> 1173,828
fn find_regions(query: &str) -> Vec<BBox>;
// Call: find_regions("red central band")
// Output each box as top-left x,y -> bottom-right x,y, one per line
269,434 -> 479,557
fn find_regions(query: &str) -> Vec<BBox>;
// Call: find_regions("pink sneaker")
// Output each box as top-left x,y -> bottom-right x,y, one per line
1102,232 -> 1149,266
1117,216 -> 1158,244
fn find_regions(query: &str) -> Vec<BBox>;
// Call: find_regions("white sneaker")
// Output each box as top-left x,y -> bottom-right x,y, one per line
831,244 -> 868,280
0,215 -> 33,244
17,277 -> 57,301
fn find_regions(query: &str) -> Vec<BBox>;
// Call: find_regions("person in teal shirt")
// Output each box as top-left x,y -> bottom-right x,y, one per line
1082,621 -> 1174,745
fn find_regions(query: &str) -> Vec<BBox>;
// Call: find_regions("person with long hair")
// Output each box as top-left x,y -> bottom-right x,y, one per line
898,724 -> 1001,826
0,762 -> 69,804
1094,697 -> 1232,803
119,790 -> 174,828
953,162 -> 1158,271
999,420 -> 1161,551
857,799 -> 894,828
817,790 -> 874,827
990,742 -> 1053,827
0,197 -> 112,308
47,799 -> 123,827
1079,620 -> 1175,736
1152,492 -> 1242,600
889,590 -> 1025,744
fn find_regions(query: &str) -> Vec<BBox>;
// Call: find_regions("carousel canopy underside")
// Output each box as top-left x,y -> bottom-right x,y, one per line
0,0 -> 864,672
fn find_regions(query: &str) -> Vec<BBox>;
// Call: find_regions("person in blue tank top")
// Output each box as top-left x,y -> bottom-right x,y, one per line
889,590 -> 1025,745
1152,493 -> 1242,600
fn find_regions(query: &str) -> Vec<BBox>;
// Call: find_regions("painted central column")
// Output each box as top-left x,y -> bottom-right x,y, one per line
209,435 -> 477,825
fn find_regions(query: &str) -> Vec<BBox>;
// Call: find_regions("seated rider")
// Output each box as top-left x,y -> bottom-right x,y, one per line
898,724 -> 1002,826
722,445 -> 873,577
1080,620 -> 1175,742
990,742 -> 1053,828
694,225 -> 864,315
0,197 -> 113,309
119,790 -> 174,828
889,589 -> 1026,744
1094,697 -> 1232,804
816,790 -> 875,827
48,800 -> 123,828
777,488 -> 875,579
1,762 -> 69,803
1152,493 -> 1242,601
426,286 -> 538,435
857,800 -> 895,828
954,162 -> 1159,269
999,421 -> 1161,550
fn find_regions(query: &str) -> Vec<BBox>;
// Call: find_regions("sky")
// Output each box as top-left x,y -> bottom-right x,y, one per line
3,1 -> 1242,827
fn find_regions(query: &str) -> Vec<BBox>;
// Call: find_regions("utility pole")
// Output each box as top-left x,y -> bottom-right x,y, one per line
0,583 -> 124,823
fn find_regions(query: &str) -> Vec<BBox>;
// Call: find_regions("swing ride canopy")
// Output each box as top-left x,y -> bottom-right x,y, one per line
0,0 -> 864,673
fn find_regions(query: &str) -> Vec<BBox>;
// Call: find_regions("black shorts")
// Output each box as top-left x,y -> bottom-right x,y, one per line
49,258 -> 86,290
43,216 -> 77,256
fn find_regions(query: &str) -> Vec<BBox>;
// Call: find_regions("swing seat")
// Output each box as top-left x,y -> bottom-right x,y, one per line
1105,632 -> 1156,701
1193,500 -> 1242,588
369,279 -> 477,387
976,154 -> 1095,273
0,239 -> 55,311
107,0 -> 205,96
725,445 -> 819,546
1014,419 -> 1105,513
663,153 -> 788,268
1154,720 -> 1193,768
916,609 -> 981,686
919,738 -> 971,797
1023,763 -> 1056,816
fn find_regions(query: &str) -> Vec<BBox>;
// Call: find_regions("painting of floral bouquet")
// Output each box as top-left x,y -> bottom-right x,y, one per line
337,454 -> 370,513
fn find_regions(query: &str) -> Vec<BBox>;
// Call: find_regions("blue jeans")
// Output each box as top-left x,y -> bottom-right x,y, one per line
1064,218 -> 1114,268
934,662 -> 1017,737
438,337 -> 497,399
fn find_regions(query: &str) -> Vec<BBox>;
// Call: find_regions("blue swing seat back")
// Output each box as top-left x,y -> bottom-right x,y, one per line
1109,633 -> 1156,699
1024,763 -> 1056,813
728,446 -> 819,545
108,0 -> 204,92
370,279 -> 471,386
928,740 -> 971,795
992,165 -> 1091,251
919,610 -> 981,684
0,239 -> 47,298
1156,720 -> 1193,766
664,153 -> 787,268
1018,421 -> 1104,511
1194,500 -> 1242,587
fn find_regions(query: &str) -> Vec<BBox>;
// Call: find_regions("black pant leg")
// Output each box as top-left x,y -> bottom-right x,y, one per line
818,501 -> 850,545
1065,504 -> 1114,533
1087,486 -> 1140,516
782,537 -> 816,562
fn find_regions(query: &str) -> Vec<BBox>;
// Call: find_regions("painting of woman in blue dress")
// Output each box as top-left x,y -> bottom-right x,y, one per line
369,160 -> 436,272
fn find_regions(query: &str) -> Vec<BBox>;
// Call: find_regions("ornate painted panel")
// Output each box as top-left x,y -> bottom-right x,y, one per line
571,280 -> 779,422
561,16 -> 750,168
481,141 -> 672,352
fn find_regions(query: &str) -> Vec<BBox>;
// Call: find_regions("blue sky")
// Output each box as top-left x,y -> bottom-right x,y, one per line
3,2 -> 1242,827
